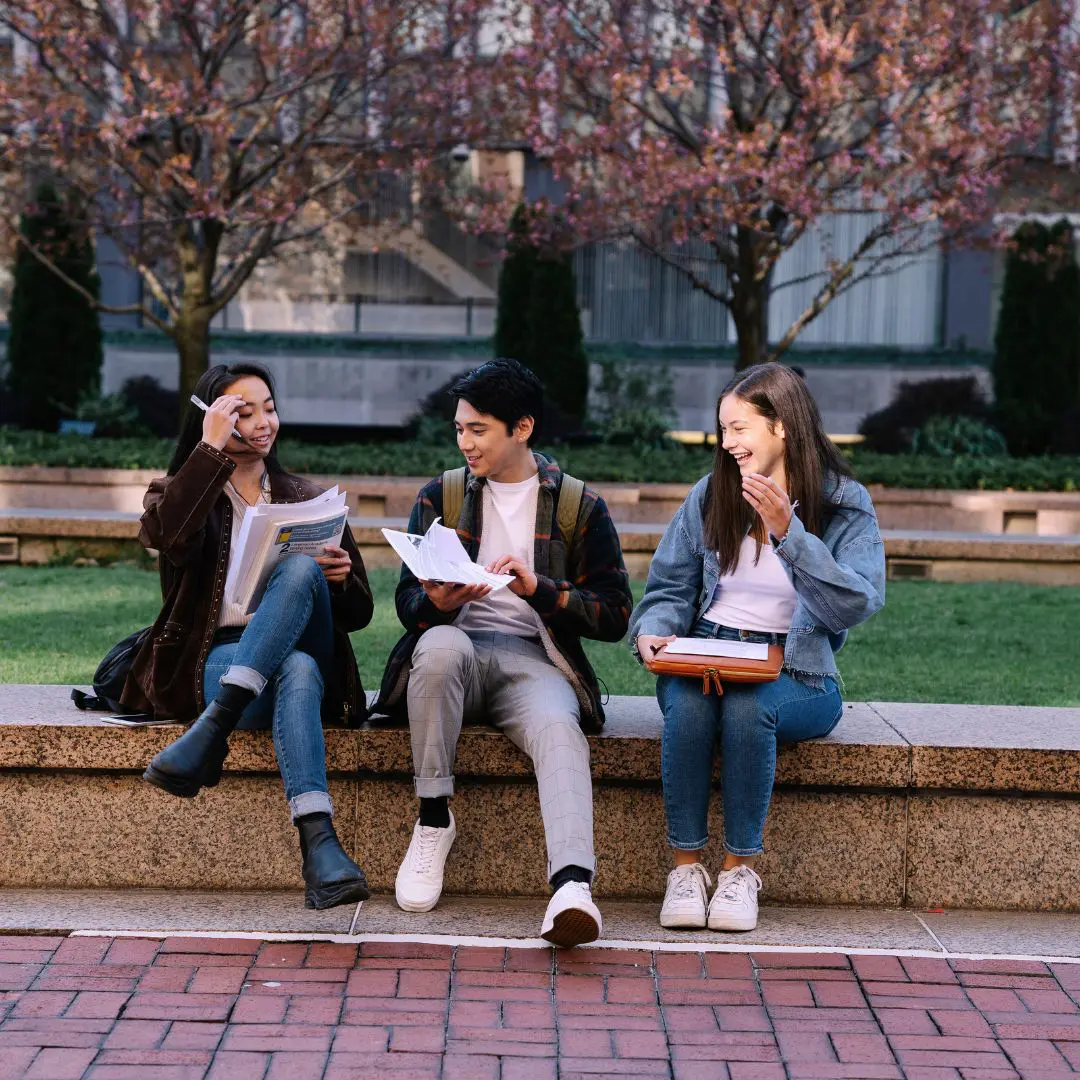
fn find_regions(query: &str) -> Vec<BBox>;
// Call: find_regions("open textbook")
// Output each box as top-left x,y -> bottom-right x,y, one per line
224,487 -> 349,615
381,518 -> 514,590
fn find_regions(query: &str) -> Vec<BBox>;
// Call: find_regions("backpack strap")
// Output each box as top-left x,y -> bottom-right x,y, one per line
555,473 -> 586,552
443,465 -> 583,550
440,466 -> 467,531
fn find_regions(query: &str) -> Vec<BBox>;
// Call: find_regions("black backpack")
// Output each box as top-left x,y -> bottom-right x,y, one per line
71,627 -> 152,713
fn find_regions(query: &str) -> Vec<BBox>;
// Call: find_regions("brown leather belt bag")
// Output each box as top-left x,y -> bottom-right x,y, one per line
644,643 -> 784,696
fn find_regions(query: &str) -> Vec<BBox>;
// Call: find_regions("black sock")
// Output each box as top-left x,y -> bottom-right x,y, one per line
215,682 -> 256,715
550,865 -> 592,891
419,797 -> 451,829
295,811 -> 331,827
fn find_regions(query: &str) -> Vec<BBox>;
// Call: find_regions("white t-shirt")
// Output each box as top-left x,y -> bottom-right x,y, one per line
704,535 -> 798,634
455,472 -> 543,639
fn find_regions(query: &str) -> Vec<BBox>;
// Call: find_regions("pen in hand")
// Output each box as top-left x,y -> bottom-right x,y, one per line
190,394 -> 245,443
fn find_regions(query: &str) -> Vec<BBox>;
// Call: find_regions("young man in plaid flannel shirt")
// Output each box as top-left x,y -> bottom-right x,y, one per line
376,360 -> 632,946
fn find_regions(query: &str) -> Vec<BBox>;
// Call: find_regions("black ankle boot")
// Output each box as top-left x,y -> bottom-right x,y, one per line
142,701 -> 241,798
296,813 -> 370,910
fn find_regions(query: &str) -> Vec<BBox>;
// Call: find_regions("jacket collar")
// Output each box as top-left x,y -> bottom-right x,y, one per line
824,471 -> 848,505
268,470 -> 306,503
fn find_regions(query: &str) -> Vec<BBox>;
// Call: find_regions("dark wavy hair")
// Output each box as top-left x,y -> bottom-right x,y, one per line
449,358 -> 544,446
167,363 -> 285,476
706,363 -> 853,575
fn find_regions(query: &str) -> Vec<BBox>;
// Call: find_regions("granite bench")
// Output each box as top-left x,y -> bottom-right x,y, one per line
2,685 -> 1080,912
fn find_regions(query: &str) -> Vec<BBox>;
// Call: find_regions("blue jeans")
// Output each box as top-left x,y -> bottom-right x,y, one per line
204,555 -> 335,821
657,619 -> 843,856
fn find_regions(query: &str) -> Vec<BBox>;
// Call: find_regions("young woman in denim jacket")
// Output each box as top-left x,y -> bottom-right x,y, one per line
630,363 -> 885,932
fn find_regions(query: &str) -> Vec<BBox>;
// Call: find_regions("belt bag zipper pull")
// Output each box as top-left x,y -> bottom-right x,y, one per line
703,668 -> 724,696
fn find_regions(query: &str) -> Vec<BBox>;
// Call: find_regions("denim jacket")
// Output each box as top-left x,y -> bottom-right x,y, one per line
628,472 -> 886,687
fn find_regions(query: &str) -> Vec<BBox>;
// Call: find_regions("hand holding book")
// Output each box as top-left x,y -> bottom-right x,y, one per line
315,545 -> 352,585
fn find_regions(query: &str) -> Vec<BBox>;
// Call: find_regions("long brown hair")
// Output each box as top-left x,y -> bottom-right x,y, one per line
705,363 -> 853,575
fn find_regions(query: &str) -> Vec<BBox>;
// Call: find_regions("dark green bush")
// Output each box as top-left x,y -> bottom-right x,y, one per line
857,376 -> 991,453
6,183 -> 104,432
492,204 -> 589,434
590,357 -> 676,446
993,219 -> 1080,456
910,415 -> 1008,458
493,205 -> 534,371
120,376 -> 180,438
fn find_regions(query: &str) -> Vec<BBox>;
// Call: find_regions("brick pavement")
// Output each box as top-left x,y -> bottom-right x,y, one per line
1,935 -> 1080,1078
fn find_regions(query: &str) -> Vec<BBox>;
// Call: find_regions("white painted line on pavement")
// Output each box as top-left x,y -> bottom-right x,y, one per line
914,913 -> 952,955
68,928 -> 1080,964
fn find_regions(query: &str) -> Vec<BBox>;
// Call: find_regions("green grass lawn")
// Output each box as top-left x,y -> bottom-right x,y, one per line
1,565 -> 1077,706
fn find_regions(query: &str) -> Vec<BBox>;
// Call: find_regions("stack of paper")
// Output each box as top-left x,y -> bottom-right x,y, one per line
382,519 -> 514,589
225,487 -> 349,614
664,638 -> 770,661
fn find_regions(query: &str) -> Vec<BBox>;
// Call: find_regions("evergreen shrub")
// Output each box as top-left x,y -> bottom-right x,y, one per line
6,183 -> 104,431
993,219 -> 1080,455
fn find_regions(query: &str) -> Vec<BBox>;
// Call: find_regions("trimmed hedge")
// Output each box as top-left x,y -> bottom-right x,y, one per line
2,427 -> 1078,490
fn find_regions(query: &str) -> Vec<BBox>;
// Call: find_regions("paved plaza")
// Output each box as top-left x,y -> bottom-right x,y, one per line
2,928 -> 1080,1079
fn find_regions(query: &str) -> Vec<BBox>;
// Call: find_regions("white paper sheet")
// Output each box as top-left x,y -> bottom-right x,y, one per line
665,638 -> 770,661
381,519 -> 514,590
224,488 -> 349,612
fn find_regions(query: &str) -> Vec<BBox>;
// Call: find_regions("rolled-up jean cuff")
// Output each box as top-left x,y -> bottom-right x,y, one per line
548,851 -> 597,880
414,776 -> 455,799
668,835 -> 710,851
221,665 -> 267,695
725,843 -> 765,857
289,790 -> 334,822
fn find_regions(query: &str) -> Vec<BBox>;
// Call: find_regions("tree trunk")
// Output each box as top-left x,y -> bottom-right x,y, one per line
729,278 -> 769,370
730,228 -> 770,370
176,307 -> 212,408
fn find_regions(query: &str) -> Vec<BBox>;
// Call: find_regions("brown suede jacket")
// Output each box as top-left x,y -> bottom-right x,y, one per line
120,441 -> 374,725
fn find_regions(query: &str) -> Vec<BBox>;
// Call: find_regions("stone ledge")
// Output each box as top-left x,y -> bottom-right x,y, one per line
3,686 -> 1080,909
0,685 -> 907,788
5,685 -> 1080,794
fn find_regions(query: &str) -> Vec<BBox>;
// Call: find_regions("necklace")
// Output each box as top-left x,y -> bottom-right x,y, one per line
228,470 -> 269,508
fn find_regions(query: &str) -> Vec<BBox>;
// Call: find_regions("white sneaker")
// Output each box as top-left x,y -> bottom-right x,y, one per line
707,865 -> 762,931
394,813 -> 456,913
541,881 -> 602,948
660,864 -> 712,929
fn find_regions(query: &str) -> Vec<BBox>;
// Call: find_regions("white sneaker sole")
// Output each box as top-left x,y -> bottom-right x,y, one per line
542,907 -> 601,948
707,913 -> 758,932
659,909 -> 707,930
395,890 -> 441,914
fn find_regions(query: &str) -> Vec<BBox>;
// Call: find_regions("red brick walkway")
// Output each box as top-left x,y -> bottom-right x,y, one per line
2,935 -> 1080,1079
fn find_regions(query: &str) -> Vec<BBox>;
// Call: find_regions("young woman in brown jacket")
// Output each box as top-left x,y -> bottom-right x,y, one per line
124,363 -> 374,910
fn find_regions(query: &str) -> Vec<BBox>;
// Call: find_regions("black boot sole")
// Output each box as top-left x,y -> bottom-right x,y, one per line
304,877 -> 371,910
142,765 -> 201,798
142,748 -> 228,798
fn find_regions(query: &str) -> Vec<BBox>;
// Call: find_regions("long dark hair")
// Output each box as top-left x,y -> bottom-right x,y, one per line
167,363 -> 286,476
705,363 -> 853,575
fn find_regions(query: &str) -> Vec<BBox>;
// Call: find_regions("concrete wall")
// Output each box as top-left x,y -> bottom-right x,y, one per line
101,346 -> 992,435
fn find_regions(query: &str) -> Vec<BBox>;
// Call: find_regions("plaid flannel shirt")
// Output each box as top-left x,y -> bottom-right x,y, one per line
374,453 -> 632,729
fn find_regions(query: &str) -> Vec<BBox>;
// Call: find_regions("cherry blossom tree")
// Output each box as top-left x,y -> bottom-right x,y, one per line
0,0 -> 487,398
459,0 -> 1058,368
